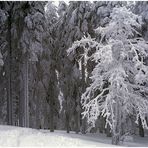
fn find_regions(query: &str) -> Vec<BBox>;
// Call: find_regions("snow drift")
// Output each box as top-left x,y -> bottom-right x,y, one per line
0,125 -> 113,147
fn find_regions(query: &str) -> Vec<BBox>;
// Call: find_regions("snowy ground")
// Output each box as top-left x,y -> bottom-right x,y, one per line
0,125 -> 147,147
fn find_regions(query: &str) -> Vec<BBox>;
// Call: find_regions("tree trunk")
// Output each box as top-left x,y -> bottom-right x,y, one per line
81,57 -> 86,134
112,133 -> 120,145
19,54 -> 29,127
7,6 -> 13,125
66,111 -> 70,133
24,54 -> 29,127
49,64 -> 55,132
49,93 -> 54,132
65,96 -> 70,133
36,90 -> 40,129
99,116 -> 104,133
75,113 -> 80,134
112,100 -> 121,145
75,99 -> 81,134
106,124 -> 112,137
139,117 -> 144,137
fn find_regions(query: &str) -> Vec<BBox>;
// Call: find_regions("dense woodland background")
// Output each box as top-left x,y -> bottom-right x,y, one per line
0,1 -> 148,145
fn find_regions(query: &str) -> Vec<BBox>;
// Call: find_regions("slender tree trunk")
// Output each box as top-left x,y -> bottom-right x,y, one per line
106,124 -> 112,137
24,54 -> 29,127
65,95 -> 70,133
81,57 -> 86,134
75,113 -> 79,134
19,87 -> 24,127
75,107 -> 80,134
66,111 -> 70,133
75,92 -> 81,134
99,116 -> 104,133
49,64 -> 55,132
36,95 -> 40,129
49,92 -> 54,132
7,6 -> 13,125
138,117 -> 144,137
19,54 -> 29,127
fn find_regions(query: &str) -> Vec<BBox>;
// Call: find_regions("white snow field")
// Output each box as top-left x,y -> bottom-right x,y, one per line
0,125 -> 147,147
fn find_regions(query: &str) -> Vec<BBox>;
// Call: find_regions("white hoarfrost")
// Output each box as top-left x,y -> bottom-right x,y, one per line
0,52 -> 4,66
67,34 -> 100,82
68,6 -> 148,144
0,9 -> 8,66
45,1 -> 58,25
21,6 -> 46,62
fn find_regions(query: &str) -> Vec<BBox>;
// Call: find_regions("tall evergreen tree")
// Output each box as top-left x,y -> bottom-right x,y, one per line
69,6 -> 148,145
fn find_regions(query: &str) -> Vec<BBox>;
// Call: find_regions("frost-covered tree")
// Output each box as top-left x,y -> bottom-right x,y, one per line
18,2 -> 47,127
55,1 -> 94,133
57,1 -> 67,18
134,1 -> 148,41
45,1 -> 58,26
67,1 -> 128,135
91,1 -> 126,29
0,8 -> 6,67
0,3 -> 8,124
134,1 -> 148,137
0,1 -> 47,127
0,2 -> 16,125
69,6 -> 148,144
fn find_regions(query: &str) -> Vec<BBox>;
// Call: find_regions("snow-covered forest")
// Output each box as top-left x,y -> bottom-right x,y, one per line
0,1 -> 148,146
